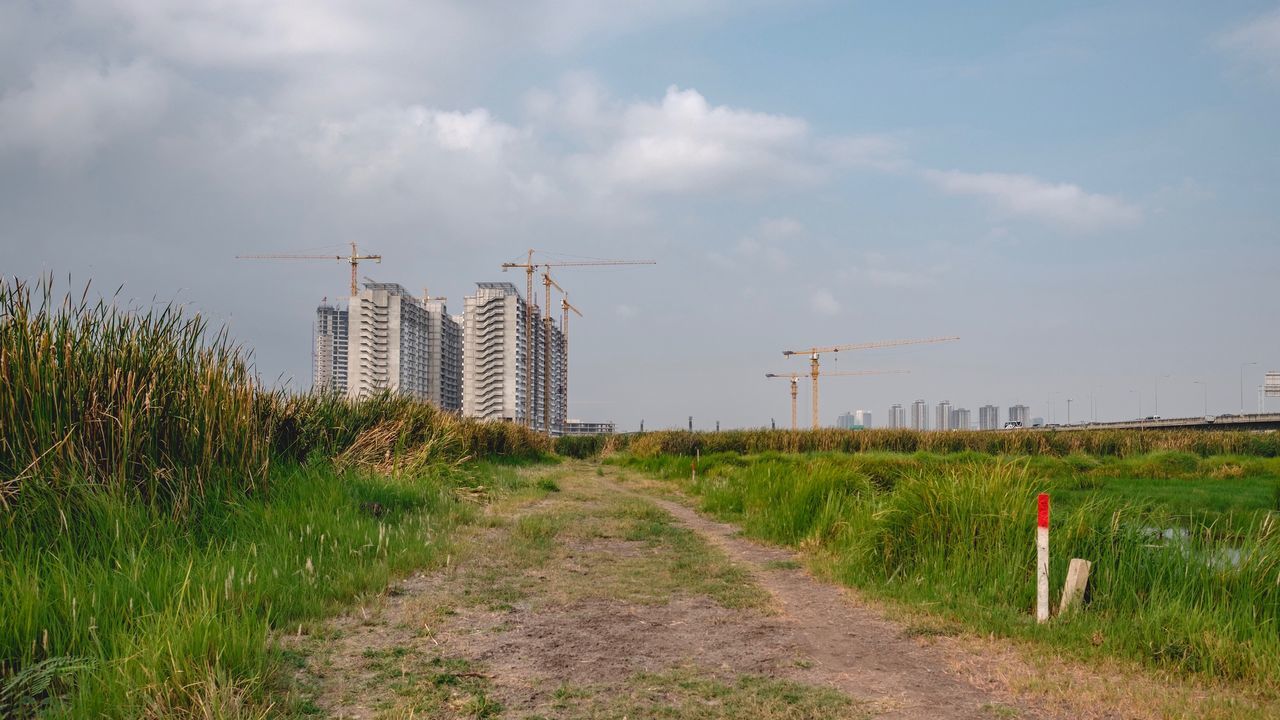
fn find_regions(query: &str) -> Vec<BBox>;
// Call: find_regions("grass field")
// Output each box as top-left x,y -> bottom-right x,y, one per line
614,449 -> 1280,691
0,277 -> 550,717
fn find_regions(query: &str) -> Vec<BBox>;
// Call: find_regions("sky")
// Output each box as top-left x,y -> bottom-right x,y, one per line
3,1 -> 1279,430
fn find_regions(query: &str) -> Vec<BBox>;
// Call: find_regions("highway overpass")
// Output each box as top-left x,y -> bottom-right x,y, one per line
1022,413 -> 1280,431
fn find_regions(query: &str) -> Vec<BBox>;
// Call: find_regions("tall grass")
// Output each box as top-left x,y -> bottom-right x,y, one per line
608,427 -> 1280,459
0,276 -> 550,717
619,452 -> 1280,687
0,277 -> 269,512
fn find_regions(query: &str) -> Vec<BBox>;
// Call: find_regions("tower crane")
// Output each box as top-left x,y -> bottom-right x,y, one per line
782,336 -> 959,430
558,288 -> 583,432
236,241 -> 382,297
500,250 -> 654,430
766,370 -> 909,431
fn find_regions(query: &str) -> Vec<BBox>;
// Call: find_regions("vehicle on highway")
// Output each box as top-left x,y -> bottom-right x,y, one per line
1002,421 -> 1024,429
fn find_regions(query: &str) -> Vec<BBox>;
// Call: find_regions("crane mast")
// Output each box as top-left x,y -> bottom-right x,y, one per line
766,370 -> 909,431
502,251 -> 654,433
781,336 -> 958,429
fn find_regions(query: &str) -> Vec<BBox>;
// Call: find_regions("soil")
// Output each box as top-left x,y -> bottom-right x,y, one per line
291,465 -> 1057,719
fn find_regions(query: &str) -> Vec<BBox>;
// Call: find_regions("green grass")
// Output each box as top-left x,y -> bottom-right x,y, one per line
0,277 -> 553,717
0,462 -> 494,717
614,450 -> 1280,690
599,427 -> 1280,460
546,667 -> 864,719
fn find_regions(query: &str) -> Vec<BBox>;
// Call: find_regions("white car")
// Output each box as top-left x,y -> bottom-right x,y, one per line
1002,421 -> 1024,430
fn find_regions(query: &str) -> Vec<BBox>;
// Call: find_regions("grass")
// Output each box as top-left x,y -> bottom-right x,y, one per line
0,462 -> 485,717
542,667 -> 865,719
0,277 -> 552,717
590,427 -> 1280,459
614,450 -> 1280,691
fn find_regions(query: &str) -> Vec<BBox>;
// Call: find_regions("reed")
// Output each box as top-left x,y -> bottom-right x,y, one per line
618,451 -> 1280,687
609,427 -> 1280,459
0,276 -> 269,513
0,276 -> 550,717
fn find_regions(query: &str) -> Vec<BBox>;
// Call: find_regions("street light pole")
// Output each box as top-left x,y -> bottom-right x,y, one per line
1154,374 -> 1170,417
1241,362 -> 1258,413
1066,398 -> 1073,425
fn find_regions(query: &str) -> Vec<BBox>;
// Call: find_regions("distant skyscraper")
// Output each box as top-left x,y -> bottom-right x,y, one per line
1009,404 -> 1030,426
911,400 -> 929,430
836,411 -> 857,429
313,300 -> 348,394
854,410 -> 872,428
935,400 -> 953,431
979,405 -> 1000,430
950,407 -> 970,431
889,404 -> 906,429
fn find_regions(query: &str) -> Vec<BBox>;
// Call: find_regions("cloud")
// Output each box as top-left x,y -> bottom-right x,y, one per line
707,217 -> 801,272
921,169 -> 1141,231
577,85 -> 816,194
1218,7 -> 1280,78
841,252 -> 946,290
809,288 -> 841,316
0,57 -> 170,167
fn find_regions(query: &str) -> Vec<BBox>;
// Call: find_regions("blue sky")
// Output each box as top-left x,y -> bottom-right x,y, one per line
2,1 -> 1278,428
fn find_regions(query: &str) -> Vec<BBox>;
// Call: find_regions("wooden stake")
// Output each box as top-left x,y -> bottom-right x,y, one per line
1036,493 -> 1050,624
1059,558 -> 1091,615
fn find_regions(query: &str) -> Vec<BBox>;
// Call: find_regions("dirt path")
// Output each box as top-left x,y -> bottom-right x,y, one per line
285,463 -> 1044,719
642,492 -> 1029,720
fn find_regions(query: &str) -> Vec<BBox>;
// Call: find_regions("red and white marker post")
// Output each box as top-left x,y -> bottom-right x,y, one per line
1036,493 -> 1050,624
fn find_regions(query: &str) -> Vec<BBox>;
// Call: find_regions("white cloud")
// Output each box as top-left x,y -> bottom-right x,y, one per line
809,288 -> 841,316
707,217 -> 801,272
841,252 -> 945,290
579,85 -> 815,194
1218,7 -> 1280,77
921,169 -> 1141,231
0,57 -> 170,167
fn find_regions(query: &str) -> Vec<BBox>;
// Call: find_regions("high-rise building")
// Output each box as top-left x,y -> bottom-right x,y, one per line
836,411 -> 857,429
911,400 -> 929,430
313,300 -> 348,394
854,410 -> 872,428
979,404 -> 1000,430
423,298 -> 462,412
462,282 -> 525,424
461,282 -> 567,433
950,407 -> 970,431
1009,404 -> 1030,427
346,282 -> 432,400
935,400 -> 953,431
889,404 -> 906,429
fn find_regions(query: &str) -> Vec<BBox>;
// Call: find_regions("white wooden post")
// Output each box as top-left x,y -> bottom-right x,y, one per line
1036,493 -> 1050,623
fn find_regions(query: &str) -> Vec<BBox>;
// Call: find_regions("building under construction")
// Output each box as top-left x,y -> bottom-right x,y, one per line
461,282 -> 567,433
313,301 -> 349,393
311,282 -> 462,411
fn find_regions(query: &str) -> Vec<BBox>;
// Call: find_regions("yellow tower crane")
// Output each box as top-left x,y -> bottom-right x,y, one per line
782,336 -> 959,430
766,370 -> 909,431
501,251 -> 654,430
235,241 -> 382,297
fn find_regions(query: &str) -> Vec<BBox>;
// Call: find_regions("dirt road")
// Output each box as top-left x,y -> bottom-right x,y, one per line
283,463 -> 1062,719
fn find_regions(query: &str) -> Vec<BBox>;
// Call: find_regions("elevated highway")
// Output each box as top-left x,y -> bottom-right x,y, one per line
1024,413 -> 1280,432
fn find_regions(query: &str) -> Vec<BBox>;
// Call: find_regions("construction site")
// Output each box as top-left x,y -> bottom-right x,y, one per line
239,244 -> 653,436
